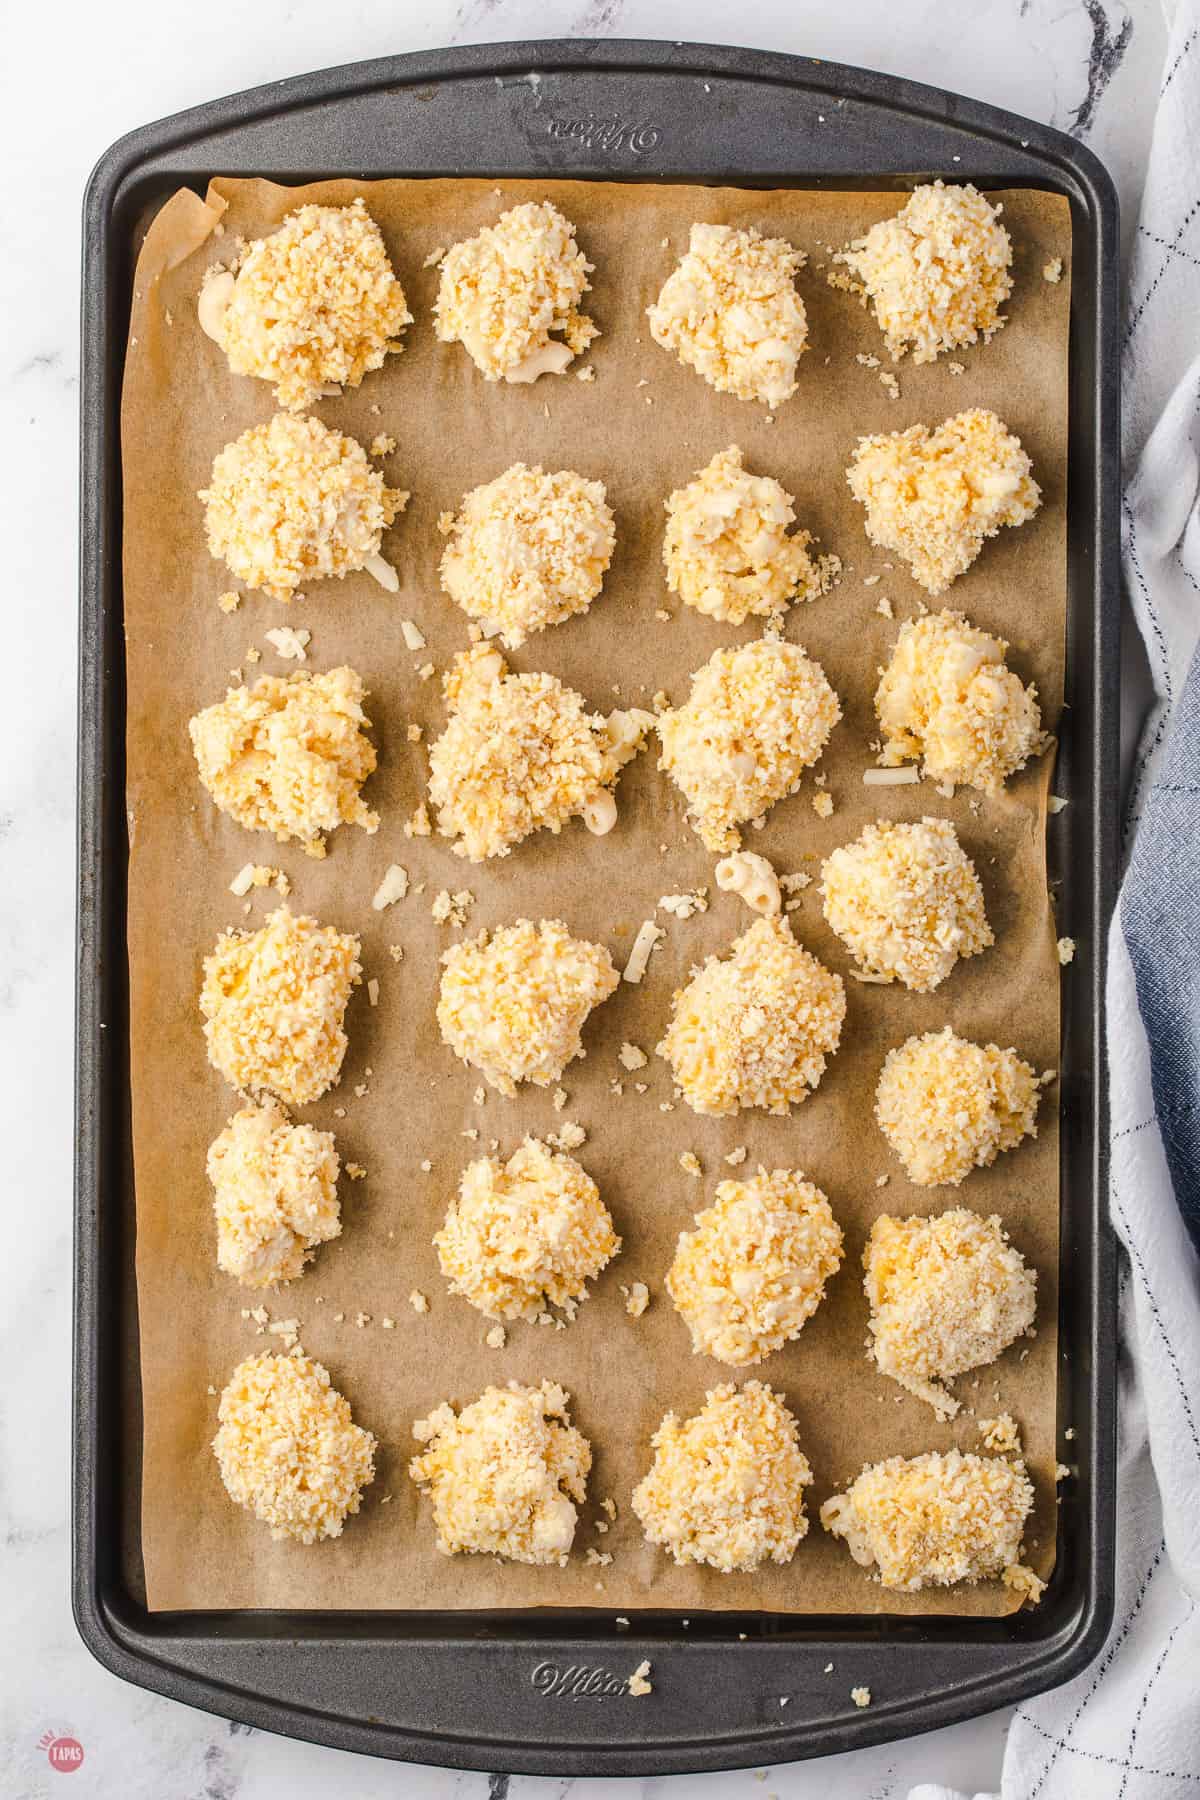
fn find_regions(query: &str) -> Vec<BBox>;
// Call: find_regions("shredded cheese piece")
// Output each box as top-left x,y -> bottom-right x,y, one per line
213,1352 -> 375,1542
434,1136 -> 619,1320
438,918 -> 618,1096
658,638 -> 841,852
864,1208 -> 1037,1416
409,1380 -> 591,1563
648,223 -> 808,406
207,1100 -> 340,1288
428,644 -> 652,863
847,409 -> 1040,595
189,666 -> 378,856
439,463 -> 615,647
820,817 -> 991,992
200,412 -> 407,602
662,445 -> 836,626
632,1381 -> 812,1572
667,1167 -> 843,1366
875,609 -> 1043,793
658,915 -> 844,1117
200,905 -> 361,1106
875,1026 -> 1040,1187
435,201 -> 597,381
832,182 -> 1012,365
821,1449 -> 1036,1594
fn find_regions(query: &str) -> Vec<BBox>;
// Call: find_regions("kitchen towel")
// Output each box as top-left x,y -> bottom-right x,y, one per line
916,0 -> 1200,1794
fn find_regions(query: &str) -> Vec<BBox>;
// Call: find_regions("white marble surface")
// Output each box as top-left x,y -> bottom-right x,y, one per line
0,0 -> 1163,1794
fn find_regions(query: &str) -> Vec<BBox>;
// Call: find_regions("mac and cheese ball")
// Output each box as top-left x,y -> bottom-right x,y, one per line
632,1382 -> 812,1572
438,918 -> 618,1097
658,916 -> 845,1117
820,817 -> 992,992
207,1100 -> 341,1289
434,201 -> 597,382
657,638 -> 840,853
198,199 -> 411,411
875,1026 -> 1040,1187
434,1137 -> 619,1321
409,1381 -> 591,1564
189,666 -> 378,857
667,1168 -> 843,1366
213,1352 -> 376,1542
648,223 -> 808,406
438,462 -> 615,648
200,905 -> 361,1107
864,1209 -> 1036,1416
874,610 -> 1043,794
846,408 -> 1039,595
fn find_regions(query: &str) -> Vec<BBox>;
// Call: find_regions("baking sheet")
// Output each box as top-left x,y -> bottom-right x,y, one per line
122,175 -> 1071,1615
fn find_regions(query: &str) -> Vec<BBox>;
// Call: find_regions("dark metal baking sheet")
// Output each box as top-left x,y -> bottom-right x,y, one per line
75,37 -> 1119,1774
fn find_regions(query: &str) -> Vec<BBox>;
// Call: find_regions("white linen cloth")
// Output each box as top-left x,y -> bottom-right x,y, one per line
916,2 -> 1200,1794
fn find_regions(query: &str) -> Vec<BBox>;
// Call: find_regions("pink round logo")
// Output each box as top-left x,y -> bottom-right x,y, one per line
45,1736 -> 85,1773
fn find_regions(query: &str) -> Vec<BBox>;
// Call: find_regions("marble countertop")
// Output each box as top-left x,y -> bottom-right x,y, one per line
0,0 -> 1162,1794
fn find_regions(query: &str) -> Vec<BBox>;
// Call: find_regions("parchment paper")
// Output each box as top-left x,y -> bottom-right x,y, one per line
122,176 -> 1072,1615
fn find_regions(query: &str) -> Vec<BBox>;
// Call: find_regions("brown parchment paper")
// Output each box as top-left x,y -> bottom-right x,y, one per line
122,176 -> 1072,1615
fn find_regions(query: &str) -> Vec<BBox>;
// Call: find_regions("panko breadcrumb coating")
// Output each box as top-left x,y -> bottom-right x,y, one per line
438,918 -> 618,1096
434,1136 -> 620,1321
213,1352 -> 375,1542
200,412 -> 407,602
864,1208 -> 1036,1416
201,905 -> 361,1106
198,199 -> 411,411
428,644 -> 652,862
657,638 -> 841,852
875,610 -> 1043,793
875,1027 -> 1040,1187
434,201 -> 597,382
832,183 -> 1012,365
667,1168 -> 843,1365
820,817 -> 992,991
648,224 -> 808,406
821,1449 -> 1036,1594
631,1381 -> 812,1572
409,1380 -> 591,1563
662,445 -> 837,626
207,1100 -> 341,1288
438,462 -> 615,647
658,915 -> 845,1117
189,666 -> 378,857
847,409 -> 1039,595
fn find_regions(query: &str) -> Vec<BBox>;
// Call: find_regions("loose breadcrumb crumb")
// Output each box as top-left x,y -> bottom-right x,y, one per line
199,200 -> 411,410
847,409 -> 1039,595
632,1381 -> 812,1572
832,183 -> 1012,365
435,201 -> 597,382
370,433 -> 397,457
438,918 -> 618,1096
662,446 -> 837,626
864,1209 -> 1037,1415
875,1027 -> 1040,1187
812,790 -> 834,819
648,224 -> 808,406
409,1380 -> 591,1563
618,1042 -> 648,1071
851,1686 -> 872,1709
822,1449 -> 1036,1594
875,610 -> 1043,793
1057,936 -> 1076,966
628,1660 -> 653,1696
409,1290 -> 429,1314
263,625 -> 310,662
1042,257 -> 1063,284
213,1351 -> 375,1541
190,667 -> 378,856
820,817 -> 992,991
439,463 -> 615,647
372,864 -> 409,910
200,412 -> 406,602
218,590 -> 241,614
658,915 -> 844,1116
980,1412 -> 1023,1454
434,1137 -> 619,1321
668,1167 -> 843,1365
658,638 -> 841,852
200,906 -> 361,1106
207,1100 -> 340,1288
622,1280 -> 650,1318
